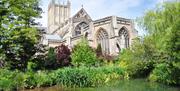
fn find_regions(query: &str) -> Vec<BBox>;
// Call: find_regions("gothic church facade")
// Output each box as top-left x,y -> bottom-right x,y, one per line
42,0 -> 138,55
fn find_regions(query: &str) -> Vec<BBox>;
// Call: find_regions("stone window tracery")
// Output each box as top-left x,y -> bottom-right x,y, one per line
119,27 -> 129,49
74,22 -> 89,36
96,29 -> 109,54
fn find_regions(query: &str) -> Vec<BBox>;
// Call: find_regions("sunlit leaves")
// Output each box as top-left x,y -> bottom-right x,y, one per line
138,1 -> 180,61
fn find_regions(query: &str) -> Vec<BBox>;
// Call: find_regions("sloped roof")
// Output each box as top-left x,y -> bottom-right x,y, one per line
72,8 -> 92,21
44,34 -> 62,41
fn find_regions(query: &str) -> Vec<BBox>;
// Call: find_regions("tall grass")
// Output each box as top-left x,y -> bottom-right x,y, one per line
53,66 -> 124,87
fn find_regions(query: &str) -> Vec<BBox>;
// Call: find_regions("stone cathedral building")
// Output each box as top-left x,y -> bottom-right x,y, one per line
42,0 -> 138,55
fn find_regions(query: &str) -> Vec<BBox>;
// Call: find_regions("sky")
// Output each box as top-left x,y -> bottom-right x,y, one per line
37,0 -> 169,36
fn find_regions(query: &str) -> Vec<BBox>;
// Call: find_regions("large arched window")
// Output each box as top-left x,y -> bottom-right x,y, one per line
119,27 -> 129,49
96,28 -> 109,54
74,22 -> 89,36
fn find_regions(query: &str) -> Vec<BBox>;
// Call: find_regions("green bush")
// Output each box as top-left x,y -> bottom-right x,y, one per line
119,60 -> 155,78
149,62 -> 180,86
27,62 -> 37,72
0,78 -> 15,91
0,69 -> 52,90
22,71 -> 53,89
0,69 -> 24,90
129,61 -> 154,78
35,71 -> 54,87
23,71 -> 37,89
0,69 -> 16,90
45,47 -> 57,69
0,69 -> 49,90
71,39 -> 97,67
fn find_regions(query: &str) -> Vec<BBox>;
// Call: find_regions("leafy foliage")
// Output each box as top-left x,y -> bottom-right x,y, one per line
0,69 -> 25,90
31,44 -> 48,70
120,36 -> 159,62
119,60 -> 156,78
138,1 -> 180,61
44,47 -> 57,69
0,66 -> 125,90
0,0 -> 42,70
0,69 -> 16,90
119,1 -> 180,86
137,1 -> 180,85
71,39 -> 97,67
149,62 -> 180,86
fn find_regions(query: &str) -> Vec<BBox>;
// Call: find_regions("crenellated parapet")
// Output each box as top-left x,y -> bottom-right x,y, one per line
48,0 -> 71,34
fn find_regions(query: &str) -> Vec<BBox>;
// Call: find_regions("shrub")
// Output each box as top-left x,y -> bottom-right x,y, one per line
13,72 -> 25,90
27,62 -> 37,72
23,71 -> 53,89
0,69 -> 16,90
0,69 -> 53,90
149,61 -> 180,86
33,45 -> 71,70
0,69 -> 24,90
119,60 -> 155,78
44,47 -> 57,69
35,71 -> 54,87
23,71 -> 37,89
56,44 -> 71,67
71,39 -> 97,67
0,77 -> 15,91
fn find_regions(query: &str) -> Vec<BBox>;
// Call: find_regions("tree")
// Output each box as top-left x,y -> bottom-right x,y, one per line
71,39 -> 97,67
56,44 -> 71,67
138,1 -> 180,61
118,1 -> 180,86
0,0 -> 42,70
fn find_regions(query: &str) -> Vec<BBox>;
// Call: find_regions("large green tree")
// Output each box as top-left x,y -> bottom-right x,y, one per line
0,0 -> 42,70
119,1 -> 180,85
138,1 -> 180,61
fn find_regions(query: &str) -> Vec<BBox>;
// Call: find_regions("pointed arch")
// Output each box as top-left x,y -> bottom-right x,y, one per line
73,22 -> 89,36
118,26 -> 129,49
96,28 -> 109,54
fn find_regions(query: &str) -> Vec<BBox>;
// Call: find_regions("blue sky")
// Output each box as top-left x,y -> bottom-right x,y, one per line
37,0 -> 168,36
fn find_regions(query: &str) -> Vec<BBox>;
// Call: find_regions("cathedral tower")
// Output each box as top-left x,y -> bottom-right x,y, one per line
48,0 -> 71,34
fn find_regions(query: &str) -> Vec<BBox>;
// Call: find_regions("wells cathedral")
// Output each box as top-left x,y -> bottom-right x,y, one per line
41,0 -> 138,55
